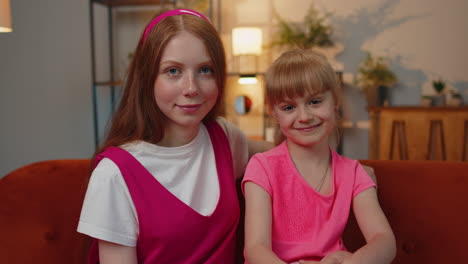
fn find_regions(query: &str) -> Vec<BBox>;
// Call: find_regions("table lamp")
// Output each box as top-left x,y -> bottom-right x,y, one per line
0,0 -> 12,33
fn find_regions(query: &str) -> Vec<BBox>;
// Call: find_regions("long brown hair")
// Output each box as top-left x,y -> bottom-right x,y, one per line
93,13 -> 226,159
265,49 -> 343,146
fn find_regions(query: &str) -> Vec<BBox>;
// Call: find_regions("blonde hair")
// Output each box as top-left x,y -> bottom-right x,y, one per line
265,49 -> 343,145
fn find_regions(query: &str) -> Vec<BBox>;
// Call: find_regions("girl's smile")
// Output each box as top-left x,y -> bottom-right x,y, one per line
295,122 -> 323,132
176,103 -> 203,113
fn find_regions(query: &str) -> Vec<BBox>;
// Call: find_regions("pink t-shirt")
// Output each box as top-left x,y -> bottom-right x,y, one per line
242,141 -> 376,263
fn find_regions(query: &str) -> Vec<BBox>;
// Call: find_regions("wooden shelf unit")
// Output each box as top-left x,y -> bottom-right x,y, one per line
369,106 -> 468,161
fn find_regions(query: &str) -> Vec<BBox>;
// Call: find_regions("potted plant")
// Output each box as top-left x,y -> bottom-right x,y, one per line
354,52 -> 397,107
270,4 -> 334,50
421,95 -> 432,107
431,79 -> 446,106
432,79 -> 446,93
270,5 -> 346,75
447,90 -> 462,106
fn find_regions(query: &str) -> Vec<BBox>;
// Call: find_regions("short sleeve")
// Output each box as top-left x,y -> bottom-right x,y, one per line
77,158 -> 138,247
216,117 -> 249,180
241,155 -> 273,196
352,163 -> 377,198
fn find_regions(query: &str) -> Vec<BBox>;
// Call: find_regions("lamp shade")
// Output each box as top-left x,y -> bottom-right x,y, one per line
232,27 -> 262,56
0,0 -> 12,33
238,74 -> 258,85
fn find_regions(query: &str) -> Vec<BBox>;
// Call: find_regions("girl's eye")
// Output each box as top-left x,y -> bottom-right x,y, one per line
200,66 -> 214,75
309,98 -> 322,105
281,105 -> 295,111
166,68 -> 181,76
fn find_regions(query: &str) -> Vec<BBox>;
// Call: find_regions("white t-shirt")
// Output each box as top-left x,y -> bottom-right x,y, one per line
77,118 -> 248,247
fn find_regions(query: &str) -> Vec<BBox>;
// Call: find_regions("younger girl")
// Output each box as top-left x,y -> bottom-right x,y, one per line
242,49 -> 395,264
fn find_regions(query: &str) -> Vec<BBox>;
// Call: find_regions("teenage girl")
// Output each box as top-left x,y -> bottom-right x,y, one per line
78,9 -> 270,264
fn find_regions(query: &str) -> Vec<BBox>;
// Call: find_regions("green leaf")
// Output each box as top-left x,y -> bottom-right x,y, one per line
271,3 -> 334,49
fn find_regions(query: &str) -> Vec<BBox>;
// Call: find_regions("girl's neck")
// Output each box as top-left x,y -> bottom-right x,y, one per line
286,138 -> 330,166
157,123 -> 200,147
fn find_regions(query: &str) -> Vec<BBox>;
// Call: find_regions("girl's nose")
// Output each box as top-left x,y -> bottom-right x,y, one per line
298,106 -> 312,122
182,72 -> 199,97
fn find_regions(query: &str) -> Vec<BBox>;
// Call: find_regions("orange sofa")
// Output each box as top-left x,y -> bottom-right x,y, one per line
0,159 -> 467,263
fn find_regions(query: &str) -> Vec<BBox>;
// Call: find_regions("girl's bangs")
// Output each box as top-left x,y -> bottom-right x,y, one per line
267,64 -> 332,105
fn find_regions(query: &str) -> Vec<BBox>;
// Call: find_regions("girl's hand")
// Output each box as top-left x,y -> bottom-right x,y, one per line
295,251 -> 351,264
319,251 -> 352,264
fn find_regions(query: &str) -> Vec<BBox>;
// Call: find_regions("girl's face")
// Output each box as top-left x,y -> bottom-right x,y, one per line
272,90 -> 336,147
154,31 -> 218,134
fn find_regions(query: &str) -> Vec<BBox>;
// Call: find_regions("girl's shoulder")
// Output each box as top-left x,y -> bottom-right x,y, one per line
331,150 -> 375,185
214,117 -> 249,180
213,117 -> 248,155
92,158 -> 125,183
259,141 -> 286,156
330,149 -> 360,168
214,117 -> 242,136
249,142 -> 288,166
88,157 -> 130,198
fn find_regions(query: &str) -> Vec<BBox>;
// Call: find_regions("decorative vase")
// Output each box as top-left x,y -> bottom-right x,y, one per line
377,85 -> 389,106
421,97 -> 432,107
447,97 -> 462,107
366,85 -> 389,108
432,94 -> 446,106
462,93 -> 468,105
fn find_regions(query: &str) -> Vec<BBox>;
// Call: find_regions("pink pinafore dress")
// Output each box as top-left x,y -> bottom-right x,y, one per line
87,121 -> 240,263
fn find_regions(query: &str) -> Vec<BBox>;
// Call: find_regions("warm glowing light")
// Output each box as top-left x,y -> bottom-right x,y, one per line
0,0 -> 12,33
238,76 -> 258,85
232,27 -> 262,56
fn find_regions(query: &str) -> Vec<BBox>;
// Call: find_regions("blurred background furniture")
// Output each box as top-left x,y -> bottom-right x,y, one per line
1,159 -> 467,263
369,106 -> 468,161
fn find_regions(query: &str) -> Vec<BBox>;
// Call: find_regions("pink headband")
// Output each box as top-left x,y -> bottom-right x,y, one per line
143,9 -> 209,41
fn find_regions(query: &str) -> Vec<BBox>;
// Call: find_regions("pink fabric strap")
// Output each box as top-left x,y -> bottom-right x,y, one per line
143,9 -> 209,41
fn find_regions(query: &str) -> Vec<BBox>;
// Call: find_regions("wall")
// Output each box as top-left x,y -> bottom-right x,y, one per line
221,0 -> 468,159
0,0 -> 94,177
0,0 -> 466,177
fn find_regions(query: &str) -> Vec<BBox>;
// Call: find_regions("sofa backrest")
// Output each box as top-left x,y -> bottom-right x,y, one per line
344,160 -> 468,263
1,159 -> 467,263
0,159 -> 93,264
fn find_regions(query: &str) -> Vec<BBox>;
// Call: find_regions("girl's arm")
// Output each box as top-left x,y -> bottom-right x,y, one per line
98,240 -> 138,264
344,188 -> 396,264
244,182 -> 286,264
361,166 -> 377,184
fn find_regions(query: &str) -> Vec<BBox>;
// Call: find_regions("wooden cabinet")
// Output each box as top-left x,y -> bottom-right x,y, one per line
369,107 -> 468,161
